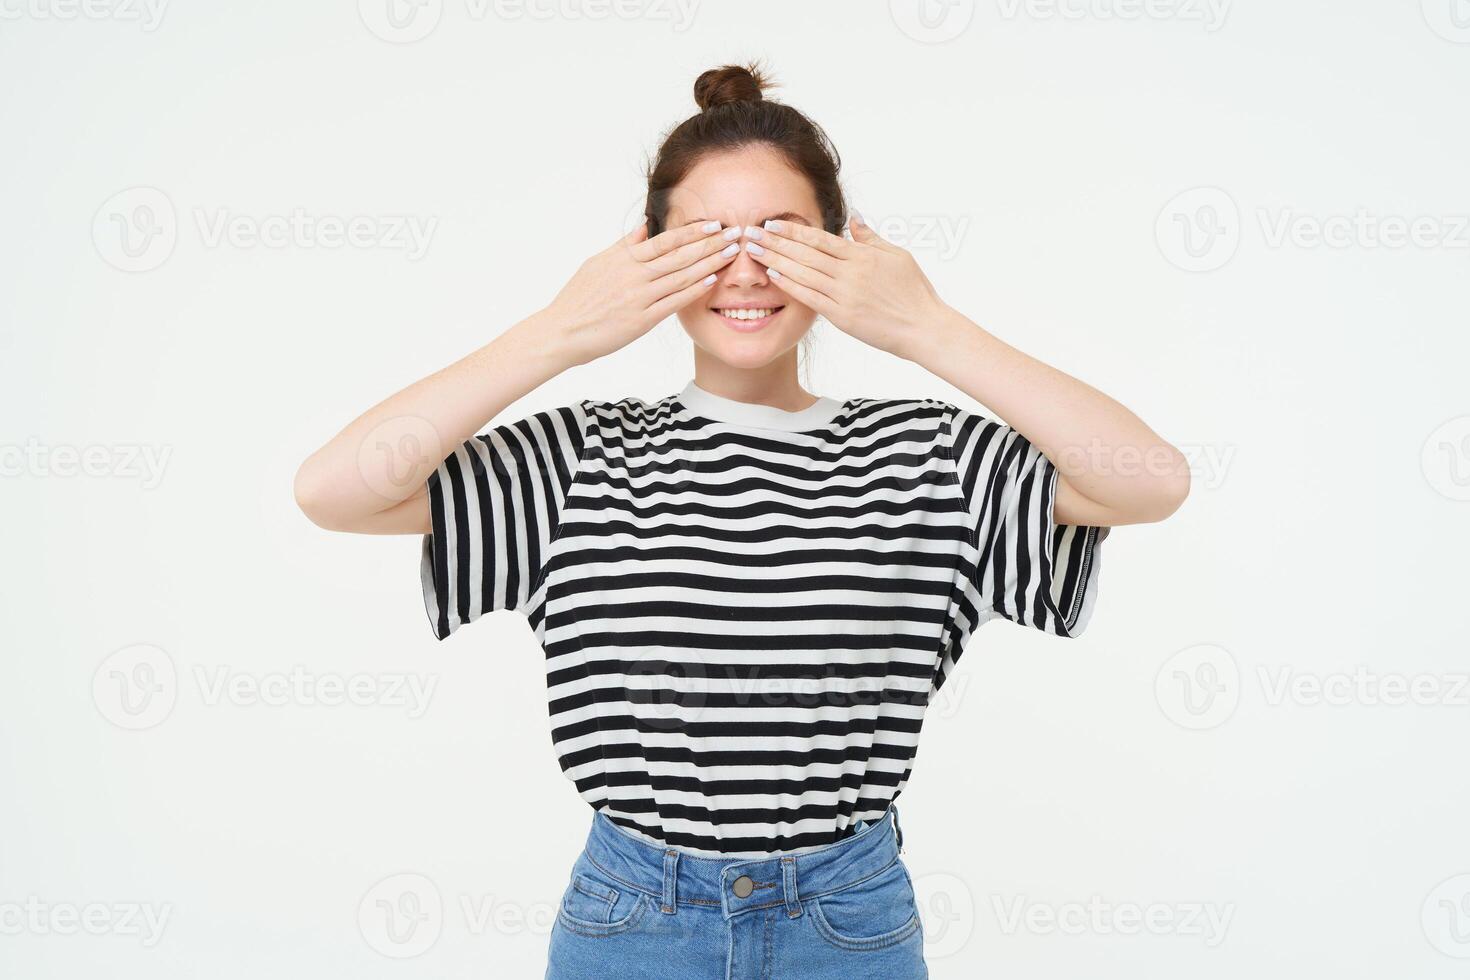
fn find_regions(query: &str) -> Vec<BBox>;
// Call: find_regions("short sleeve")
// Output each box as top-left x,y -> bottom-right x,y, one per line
420,400 -> 591,639
943,403 -> 1107,638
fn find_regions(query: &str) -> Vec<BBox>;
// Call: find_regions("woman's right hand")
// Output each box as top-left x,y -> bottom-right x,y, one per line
294,221 -> 740,536
544,219 -> 742,367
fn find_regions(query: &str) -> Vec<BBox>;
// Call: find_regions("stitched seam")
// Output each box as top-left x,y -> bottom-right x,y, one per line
810,899 -> 921,950
936,402 -> 978,555
936,401 -> 992,655
569,874 -> 616,905
1035,456 -> 1088,635
601,807 -> 888,863
557,893 -> 648,936
798,853 -> 902,902
584,852 -> 661,900
1066,523 -> 1099,632
583,843 -> 899,906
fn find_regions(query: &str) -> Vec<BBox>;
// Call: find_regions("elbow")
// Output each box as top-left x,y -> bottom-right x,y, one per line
1157,469 -> 1192,521
293,457 -> 344,531
1143,448 -> 1191,522
293,450 -> 427,534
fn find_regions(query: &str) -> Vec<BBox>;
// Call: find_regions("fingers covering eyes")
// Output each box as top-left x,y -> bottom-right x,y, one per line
649,239 -> 739,299
762,258 -> 832,315
645,231 -> 739,277
753,231 -> 840,276
761,220 -> 851,260
743,241 -> 834,293
630,219 -> 725,262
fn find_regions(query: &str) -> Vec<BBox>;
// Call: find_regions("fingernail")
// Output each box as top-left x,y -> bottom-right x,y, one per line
744,241 -> 765,256
722,225 -> 741,241
743,225 -> 763,240
721,242 -> 740,257
768,267 -> 782,279
702,273 -> 717,285
763,220 -> 782,233
702,220 -> 722,233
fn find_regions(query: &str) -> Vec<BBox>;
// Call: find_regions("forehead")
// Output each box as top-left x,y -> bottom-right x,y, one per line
663,144 -> 822,227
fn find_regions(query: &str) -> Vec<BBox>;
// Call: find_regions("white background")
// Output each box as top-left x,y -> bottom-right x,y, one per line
3,1 -> 1469,977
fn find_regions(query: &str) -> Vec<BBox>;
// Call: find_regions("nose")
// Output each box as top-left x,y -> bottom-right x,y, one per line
720,241 -> 770,288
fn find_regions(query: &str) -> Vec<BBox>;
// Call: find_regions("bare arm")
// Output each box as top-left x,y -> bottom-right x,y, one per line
907,306 -> 1191,528
292,315 -> 570,535
292,219 -> 743,534
745,215 -> 1190,528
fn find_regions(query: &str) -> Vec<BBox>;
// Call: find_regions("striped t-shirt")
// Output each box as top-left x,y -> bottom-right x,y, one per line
420,379 -> 1105,857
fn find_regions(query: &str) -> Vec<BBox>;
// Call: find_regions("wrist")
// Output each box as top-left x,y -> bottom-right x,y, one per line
900,301 -> 976,367
504,307 -> 582,377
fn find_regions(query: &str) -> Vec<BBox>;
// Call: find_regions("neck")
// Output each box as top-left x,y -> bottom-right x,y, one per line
690,350 -> 817,412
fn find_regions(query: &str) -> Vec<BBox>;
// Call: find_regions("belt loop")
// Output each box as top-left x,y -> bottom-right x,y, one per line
661,848 -> 679,914
892,804 -> 905,854
781,856 -> 801,918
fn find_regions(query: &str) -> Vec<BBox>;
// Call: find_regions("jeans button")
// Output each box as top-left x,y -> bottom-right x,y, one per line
732,875 -> 754,898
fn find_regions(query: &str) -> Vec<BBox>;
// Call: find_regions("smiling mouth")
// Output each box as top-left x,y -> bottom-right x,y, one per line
712,306 -> 785,326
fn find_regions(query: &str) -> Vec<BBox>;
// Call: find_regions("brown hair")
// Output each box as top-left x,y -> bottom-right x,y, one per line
644,61 -> 847,237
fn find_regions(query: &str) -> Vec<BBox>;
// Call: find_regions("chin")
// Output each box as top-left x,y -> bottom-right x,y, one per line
678,305 -> 816,367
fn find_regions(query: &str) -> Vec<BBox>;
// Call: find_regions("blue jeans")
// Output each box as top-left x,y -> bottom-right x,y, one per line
545,804 -> 928,979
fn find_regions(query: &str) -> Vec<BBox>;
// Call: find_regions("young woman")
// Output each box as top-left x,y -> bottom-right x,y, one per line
295,63 -> 1188,979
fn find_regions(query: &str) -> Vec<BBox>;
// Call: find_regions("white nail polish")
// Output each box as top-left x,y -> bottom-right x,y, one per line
703,273 -> 717,285
763,220 -> 782,233
721,242 -> 739,257
744,241 -> 764,255
744,225 -> 763,240
723,226 -> 741,241
768,267 -> 782,279
702,220 -> 721,233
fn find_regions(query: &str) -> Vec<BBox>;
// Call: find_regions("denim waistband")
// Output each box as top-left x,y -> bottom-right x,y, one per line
578,805 -> 906,921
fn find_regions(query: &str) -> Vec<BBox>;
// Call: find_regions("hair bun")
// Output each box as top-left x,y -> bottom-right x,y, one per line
693,63 -> 768,111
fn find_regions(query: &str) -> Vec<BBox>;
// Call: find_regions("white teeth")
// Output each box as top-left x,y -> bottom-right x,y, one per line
716,308 -> 777,321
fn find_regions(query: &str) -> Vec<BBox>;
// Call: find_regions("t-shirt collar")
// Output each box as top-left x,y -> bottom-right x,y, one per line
675,379 -> 844,432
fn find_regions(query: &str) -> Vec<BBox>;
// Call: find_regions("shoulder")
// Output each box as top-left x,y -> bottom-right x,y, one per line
576,393 -> 686,437
844,394 -> 956,429
841,397 -> 1015,456
501,395 -> 665,429
849,394 -> 953,411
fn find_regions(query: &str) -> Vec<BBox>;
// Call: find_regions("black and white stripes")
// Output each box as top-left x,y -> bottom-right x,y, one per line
420,402 -> 589,636
946,406 -> 1106,637
420,382 -> 1104,857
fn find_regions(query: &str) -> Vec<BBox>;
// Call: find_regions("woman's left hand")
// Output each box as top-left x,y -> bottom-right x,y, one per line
744,213 -> 948,360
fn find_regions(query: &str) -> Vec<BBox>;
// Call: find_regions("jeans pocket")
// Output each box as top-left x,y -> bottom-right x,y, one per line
810,858 -> 923,952
555,858 -> 650,937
